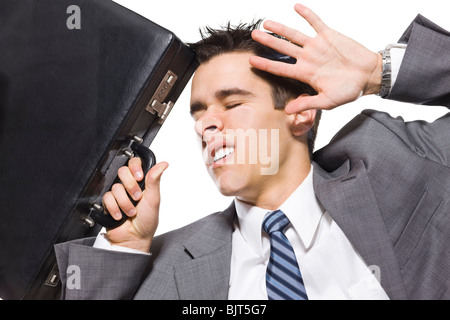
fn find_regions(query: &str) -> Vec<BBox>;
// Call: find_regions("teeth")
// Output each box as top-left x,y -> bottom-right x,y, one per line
214,147 -> 234,162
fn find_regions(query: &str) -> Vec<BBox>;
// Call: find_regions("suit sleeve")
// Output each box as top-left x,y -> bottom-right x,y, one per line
387,15 -> 450,107
54,238 -> 151,299
371,15 -> 450,167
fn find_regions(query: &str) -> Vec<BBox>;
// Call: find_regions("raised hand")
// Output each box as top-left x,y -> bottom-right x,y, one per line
250,3 -> 382,113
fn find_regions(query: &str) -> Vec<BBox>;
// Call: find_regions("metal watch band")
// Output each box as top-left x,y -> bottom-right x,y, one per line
377,43 -> 408,98
377,48 -> 392,98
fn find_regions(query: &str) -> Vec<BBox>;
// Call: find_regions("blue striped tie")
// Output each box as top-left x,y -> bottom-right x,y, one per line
263,210 -> 308,300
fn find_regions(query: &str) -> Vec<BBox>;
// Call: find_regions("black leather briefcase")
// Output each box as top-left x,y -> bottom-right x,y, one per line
0,0 -> 197,299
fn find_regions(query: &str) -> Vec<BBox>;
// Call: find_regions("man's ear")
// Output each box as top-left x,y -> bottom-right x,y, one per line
290,108 -> 317,137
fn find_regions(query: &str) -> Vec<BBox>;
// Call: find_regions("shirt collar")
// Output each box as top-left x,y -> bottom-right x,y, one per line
234,165 -> 324,256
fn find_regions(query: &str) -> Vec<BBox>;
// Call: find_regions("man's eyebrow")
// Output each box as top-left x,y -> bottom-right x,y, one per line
190,101 -> 206,116
215,88 -> 255,100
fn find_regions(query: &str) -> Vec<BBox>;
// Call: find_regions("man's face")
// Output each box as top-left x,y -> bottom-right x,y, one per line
190,52 -> 296,203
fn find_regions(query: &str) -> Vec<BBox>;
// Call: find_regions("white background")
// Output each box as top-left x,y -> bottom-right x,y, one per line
113,0 -> 449,235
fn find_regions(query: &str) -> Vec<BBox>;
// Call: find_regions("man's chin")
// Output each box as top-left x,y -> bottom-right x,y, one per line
212,174 -> 243,197
208,164 -> 252,197
217,187 -> 239,197
214,179 -> 239,197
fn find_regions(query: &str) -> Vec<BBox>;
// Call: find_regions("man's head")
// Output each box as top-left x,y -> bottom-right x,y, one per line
188,21 -> 321,208
189,20 -> 321,155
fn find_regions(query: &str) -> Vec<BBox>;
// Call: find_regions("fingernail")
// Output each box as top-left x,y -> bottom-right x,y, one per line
114,212 -> 122,220
129,209 -> 136,216
134,171 -> 143,180
133,191 -> 142,200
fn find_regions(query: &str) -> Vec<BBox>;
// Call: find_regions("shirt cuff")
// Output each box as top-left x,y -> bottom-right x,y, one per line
390,46 -> 406,87
93,228 -> 150,255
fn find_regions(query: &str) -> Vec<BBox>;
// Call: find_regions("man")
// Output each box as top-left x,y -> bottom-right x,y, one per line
55,4 -> 450,299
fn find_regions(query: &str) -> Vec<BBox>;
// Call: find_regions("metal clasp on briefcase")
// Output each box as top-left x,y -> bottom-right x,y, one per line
146,70 -> 178,124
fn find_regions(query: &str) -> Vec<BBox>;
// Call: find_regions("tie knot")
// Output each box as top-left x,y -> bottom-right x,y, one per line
262,210 -> 290,235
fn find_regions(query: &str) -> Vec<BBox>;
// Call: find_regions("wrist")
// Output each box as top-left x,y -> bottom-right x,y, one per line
106,233 -> 152,253
363,51 -> 383,96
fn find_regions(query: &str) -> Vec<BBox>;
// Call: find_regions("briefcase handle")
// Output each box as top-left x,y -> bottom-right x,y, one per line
90,141 -> 156,229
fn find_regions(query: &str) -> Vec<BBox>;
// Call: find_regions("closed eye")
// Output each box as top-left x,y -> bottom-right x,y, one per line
225,103 -> 242,110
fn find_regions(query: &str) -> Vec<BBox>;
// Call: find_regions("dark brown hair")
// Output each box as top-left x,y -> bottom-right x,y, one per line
188,20 -> 321,157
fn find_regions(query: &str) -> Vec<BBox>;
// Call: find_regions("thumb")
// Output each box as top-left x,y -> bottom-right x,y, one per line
285,94 -> 329,114
139,161 -> 169,209
145,161 -> 169,188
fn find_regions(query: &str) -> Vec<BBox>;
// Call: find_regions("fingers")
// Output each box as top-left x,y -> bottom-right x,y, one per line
250,29 -> 300,79
251,29 -> 302,58
294,3 -> 327,33
111,183 -> 137,217
249,55 -> 298,80
102,161 -> 168,251
284,93 -> 332,114
128,157 -> 144,181
102,191 -> 122,220
249,3 -> 329,82
101,157 -> 146,220
118,164 -> 142,201
262,20 -> 310,46
253,4 -> 327,47
102,182 -> 138,221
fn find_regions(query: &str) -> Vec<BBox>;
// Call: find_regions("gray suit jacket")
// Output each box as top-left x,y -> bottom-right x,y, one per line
55,15 -> 450,300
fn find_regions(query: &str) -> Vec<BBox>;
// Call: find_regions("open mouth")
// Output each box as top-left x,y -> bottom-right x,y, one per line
204,143 -> 235,168
202,133 -> 236,168
213,146 -> 234,162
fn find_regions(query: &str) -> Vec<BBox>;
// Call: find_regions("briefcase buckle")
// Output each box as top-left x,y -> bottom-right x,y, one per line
146,70 -> 178,124
149,100 -> 174,125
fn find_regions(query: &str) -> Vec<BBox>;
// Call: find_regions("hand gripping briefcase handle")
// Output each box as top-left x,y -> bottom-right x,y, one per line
89,141 -> 156,229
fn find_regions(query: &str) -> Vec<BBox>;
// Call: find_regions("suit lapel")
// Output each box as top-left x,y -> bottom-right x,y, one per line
313,160 -> 407,300
174,202 -> 235,299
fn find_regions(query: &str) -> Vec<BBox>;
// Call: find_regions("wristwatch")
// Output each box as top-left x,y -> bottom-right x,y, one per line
377,43 -> 407,98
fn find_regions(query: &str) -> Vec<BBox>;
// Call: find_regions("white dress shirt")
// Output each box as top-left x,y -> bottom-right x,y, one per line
228,166 -> 389,300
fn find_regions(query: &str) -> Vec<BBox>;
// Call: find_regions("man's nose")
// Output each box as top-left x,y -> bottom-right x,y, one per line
194,110 -> 224,143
